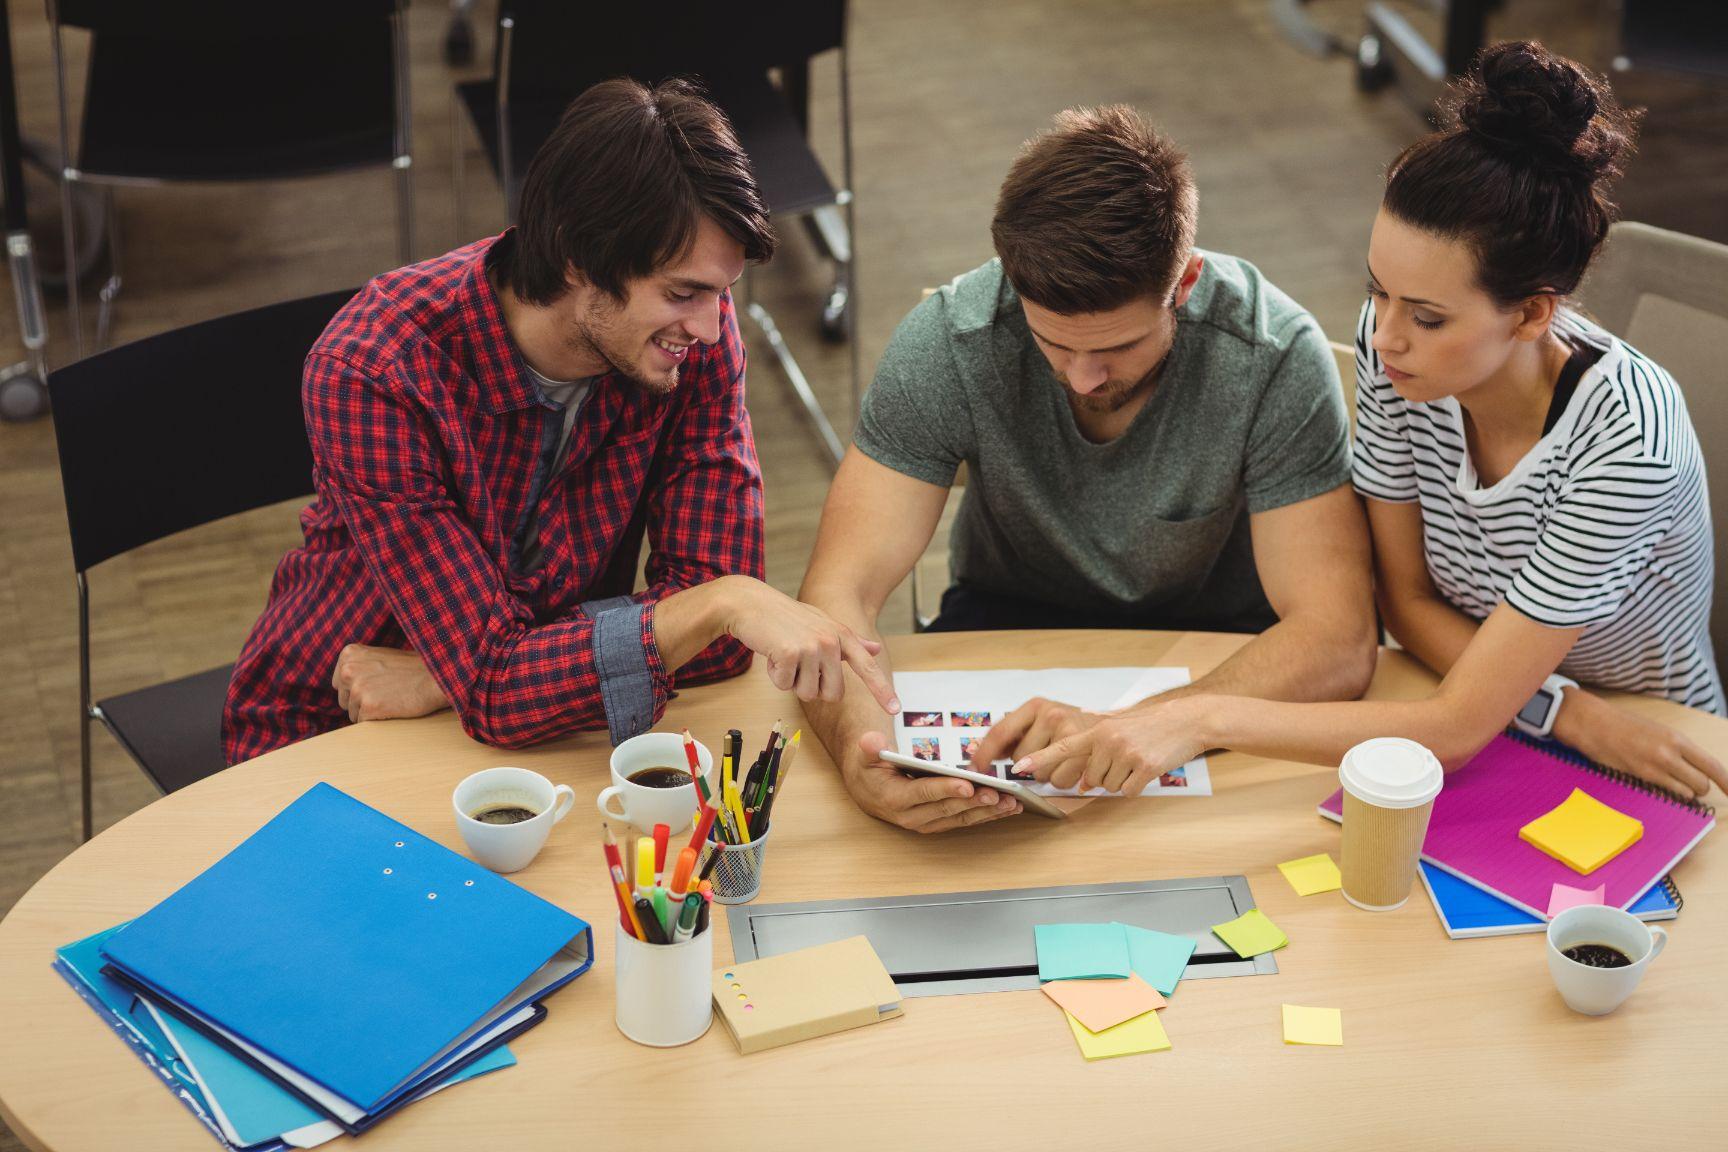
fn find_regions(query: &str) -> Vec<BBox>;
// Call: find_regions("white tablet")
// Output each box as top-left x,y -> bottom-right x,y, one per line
879,750 -> 1068,819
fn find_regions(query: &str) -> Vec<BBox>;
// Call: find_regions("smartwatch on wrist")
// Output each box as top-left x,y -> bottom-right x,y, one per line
1513,673 -> 1578,738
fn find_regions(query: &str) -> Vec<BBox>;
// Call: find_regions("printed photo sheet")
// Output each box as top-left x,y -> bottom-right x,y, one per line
891,667 -> 1211,796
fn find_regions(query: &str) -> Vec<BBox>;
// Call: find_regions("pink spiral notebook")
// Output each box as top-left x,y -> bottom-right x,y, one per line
1318,733 -> 1715,919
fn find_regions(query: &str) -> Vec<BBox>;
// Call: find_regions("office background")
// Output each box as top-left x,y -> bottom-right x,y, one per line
0,5 -> 1722,1144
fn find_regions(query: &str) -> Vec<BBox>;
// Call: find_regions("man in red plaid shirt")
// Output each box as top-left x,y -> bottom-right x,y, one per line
224,78 -> 897,765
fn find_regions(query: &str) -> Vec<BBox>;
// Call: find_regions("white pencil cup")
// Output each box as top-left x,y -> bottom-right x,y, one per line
614,918 -> 713,1047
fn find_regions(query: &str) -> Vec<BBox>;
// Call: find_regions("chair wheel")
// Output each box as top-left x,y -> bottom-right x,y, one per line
820,284 -> 850,343
0,367 -> 49,423
1356,34 -> 1393,92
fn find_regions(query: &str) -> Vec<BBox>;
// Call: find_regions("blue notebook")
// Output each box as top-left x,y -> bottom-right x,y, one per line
53,925 -> 268,1152
58,921 -> 516,1150
1419,861 -> 1681,939
142,994 -> 515,1148
99,783 -> 590,1130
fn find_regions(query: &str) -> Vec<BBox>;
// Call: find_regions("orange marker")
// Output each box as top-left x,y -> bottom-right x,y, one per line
669,846 -> 698,897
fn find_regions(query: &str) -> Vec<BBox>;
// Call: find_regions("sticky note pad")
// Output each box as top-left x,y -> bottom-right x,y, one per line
1035,923 -> 1130,982
1042,974 -> 1165,1033
1278,853 -> 1342,896
1065,1008 -> 1170,1059
1117,923 -> 1197,996
1547,881 -> 1606,918
1211,909 -> 1288,958
1282,1004 -> 1342,1046
1520,788 -> 1644,874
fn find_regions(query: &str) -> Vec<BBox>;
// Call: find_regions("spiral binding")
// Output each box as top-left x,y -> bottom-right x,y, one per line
1505,727 -> 1717,818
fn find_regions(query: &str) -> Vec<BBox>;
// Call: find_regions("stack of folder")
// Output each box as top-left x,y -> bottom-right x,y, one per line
54,783 -> 592,1148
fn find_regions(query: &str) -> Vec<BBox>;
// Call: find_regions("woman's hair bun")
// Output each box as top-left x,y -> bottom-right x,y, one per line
1450,40 -> 1638,185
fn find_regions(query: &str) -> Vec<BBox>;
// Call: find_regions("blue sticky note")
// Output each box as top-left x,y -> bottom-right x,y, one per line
1117,923 -> 1197,997
1034,923 -> 1131,982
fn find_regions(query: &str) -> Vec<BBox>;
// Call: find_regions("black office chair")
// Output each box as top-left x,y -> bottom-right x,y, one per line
45,1 -> 413,357
1612,0 -> 1728,81
49,288 -> 358,840
453,0 -> 859,466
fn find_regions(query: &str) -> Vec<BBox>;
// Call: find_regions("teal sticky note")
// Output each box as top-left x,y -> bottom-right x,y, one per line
1035,923 -> 1131,982
1117,923 -> 1197,996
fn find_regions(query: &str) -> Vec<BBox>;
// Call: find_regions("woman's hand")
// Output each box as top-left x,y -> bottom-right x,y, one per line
1554,690 -> 1728,800
1012,696 -> 1213,795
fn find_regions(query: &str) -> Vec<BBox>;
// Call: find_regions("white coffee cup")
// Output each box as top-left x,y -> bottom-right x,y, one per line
452,766 -> 575,874
1545,903 -> 1668,1016
597,732 -> 714,832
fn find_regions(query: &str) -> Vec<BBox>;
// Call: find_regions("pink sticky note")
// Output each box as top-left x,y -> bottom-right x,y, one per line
1042,974 -> 1166,1033
1548,882 -> 1606,918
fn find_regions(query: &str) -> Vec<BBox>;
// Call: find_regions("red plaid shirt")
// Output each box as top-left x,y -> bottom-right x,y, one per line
223,234 -> 764,764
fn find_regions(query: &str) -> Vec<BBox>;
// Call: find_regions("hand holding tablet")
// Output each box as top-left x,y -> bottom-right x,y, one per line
878,750 -> 1068,819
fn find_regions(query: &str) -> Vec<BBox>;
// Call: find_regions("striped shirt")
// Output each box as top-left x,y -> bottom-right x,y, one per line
1351,299 -> 1723,713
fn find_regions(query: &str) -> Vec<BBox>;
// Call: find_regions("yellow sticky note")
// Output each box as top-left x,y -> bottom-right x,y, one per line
1211,908 -> 1288,958
1065,1008 -> 1170,1059
1042,974 -> 1166,1033
1282,1004 -> 1343,1046
1520,788 -> 1644,874
1278,853 -> 1342,896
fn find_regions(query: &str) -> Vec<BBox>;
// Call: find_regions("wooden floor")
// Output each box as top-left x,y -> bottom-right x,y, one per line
1,2 -> 1723,1145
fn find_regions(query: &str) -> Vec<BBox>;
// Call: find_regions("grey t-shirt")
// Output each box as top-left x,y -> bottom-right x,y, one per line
853,254 -> 1349,631
518,363 -> 594,573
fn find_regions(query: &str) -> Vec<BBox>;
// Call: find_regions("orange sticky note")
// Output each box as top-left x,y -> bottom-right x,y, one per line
1041,974 -> 1166,1033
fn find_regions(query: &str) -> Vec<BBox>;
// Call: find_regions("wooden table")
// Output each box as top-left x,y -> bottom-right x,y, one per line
3,631 -> 1724,1150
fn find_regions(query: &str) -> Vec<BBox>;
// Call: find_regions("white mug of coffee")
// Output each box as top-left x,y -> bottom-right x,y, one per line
596,732 -> 714,832
452,766 -> 575,874
1546,903 -> 1668,1016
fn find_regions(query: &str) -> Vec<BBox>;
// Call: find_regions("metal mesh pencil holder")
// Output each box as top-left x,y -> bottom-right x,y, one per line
709,827 -> 771,904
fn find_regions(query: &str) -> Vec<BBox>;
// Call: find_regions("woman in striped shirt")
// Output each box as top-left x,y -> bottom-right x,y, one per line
1011,41 -> 1727,801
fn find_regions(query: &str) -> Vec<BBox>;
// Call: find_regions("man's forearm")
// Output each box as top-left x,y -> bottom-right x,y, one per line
650,577 -> 735,672
1155,611 -> 1377,707
797,585 -> 894,771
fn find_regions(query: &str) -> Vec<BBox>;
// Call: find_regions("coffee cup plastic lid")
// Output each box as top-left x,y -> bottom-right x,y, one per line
1339,737 -> 1444,809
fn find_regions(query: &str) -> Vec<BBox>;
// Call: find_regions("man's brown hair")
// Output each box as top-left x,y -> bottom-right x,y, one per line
501,77 -> 776,305
991,105 -> 1198,314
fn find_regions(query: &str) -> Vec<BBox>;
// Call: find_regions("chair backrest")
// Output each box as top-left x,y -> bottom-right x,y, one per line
1329,340 -> 1357,434
1578,221 -> 1728,661
498,0 -> 845,105
49,288 -> 359,574
53,0 -> 397,36
1618,0 -> 1728,81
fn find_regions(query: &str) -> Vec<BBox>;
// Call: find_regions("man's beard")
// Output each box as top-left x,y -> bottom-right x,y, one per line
571,303 -> 681,397
1057,331 -> 1176,413
1060,374 -> 1147,413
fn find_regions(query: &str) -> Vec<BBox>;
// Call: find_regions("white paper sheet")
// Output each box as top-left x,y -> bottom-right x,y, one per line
890,667 -> 1211,796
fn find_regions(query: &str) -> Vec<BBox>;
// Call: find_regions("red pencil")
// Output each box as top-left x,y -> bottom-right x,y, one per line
686,801 -> 719,858
601,825 -> 642,939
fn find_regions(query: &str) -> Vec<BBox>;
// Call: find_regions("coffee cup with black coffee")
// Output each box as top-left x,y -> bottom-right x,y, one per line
597,732 -> 714,832
452,766 -> 575,873
1546,903 -> 1668,1016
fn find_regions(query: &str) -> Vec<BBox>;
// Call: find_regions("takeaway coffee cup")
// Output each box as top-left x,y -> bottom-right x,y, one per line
1338,737 -> 1444,911
596,732 -> 715,832
1546,904 -> 1668,1016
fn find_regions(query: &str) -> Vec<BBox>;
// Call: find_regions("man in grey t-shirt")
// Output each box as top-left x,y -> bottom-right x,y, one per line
800,104 -> 1378,833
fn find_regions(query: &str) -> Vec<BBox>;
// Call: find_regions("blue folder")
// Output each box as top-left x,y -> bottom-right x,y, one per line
57,922 -> 517,1151
99,782 -> 591,1130
54,925 -> 269,1152
1419,861 -> 1680,939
